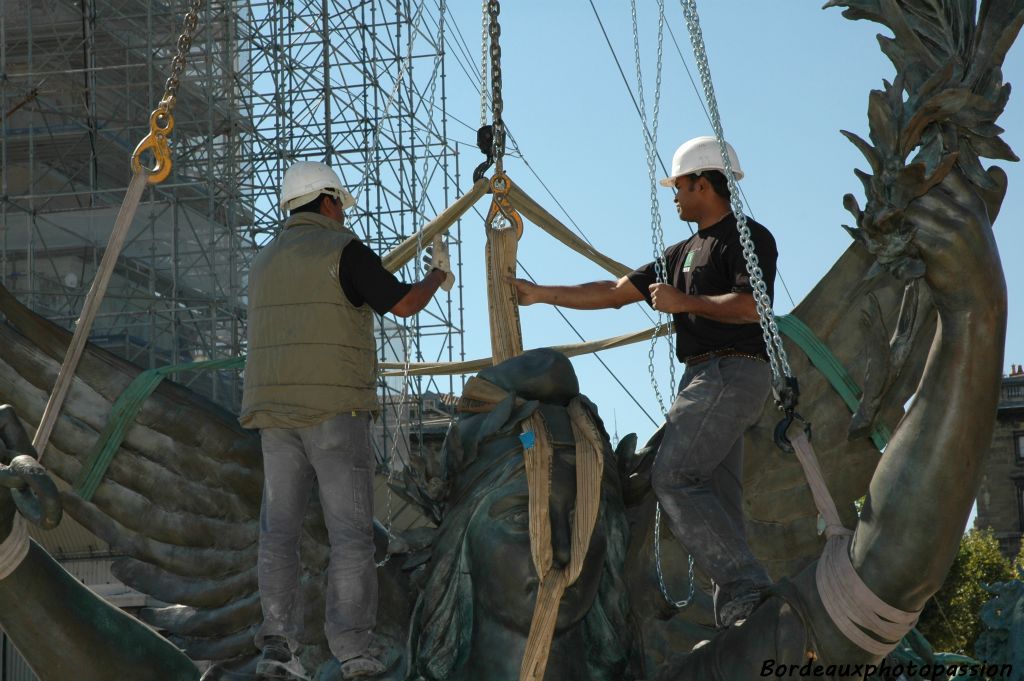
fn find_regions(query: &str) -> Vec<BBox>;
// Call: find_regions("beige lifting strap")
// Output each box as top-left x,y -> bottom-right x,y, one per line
379,325 -> 672,377
460,378 -> 604,681
485,171 -> 526,362
789,431 -> 921,656
33,171 -> 149,460
381,177 -> 490,273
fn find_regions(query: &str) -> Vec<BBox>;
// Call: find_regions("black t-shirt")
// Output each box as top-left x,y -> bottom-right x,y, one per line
339,240 -> 412,314
627,214 -> 777,361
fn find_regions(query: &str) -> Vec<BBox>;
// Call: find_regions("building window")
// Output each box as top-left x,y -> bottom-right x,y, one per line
1016,431 -> 1024,463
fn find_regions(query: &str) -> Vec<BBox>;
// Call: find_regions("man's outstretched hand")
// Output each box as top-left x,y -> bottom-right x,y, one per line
508,277 -> 541,306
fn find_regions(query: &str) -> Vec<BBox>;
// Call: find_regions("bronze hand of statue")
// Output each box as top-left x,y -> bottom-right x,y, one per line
905,166 -> 1008,313
0,405 -> 62,538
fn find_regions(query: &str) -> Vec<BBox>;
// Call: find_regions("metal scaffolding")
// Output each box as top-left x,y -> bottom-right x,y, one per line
0,0 -> 463,462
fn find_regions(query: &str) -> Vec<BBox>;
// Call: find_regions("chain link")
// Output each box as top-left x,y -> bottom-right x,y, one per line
633,0 -> 694,610
654,503 -> 696,608
488,0 -> 504,174
161,0 -> 204,112
632,0 -> 676,418
480,0 -> 490,127
679,0 -> 792,383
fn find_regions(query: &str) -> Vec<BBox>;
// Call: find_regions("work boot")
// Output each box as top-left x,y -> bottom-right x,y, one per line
717,588 -> 765,628
256,635 -> 310,681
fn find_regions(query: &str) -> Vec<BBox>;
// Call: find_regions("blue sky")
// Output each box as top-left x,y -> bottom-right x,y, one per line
428,2 -> 1024,449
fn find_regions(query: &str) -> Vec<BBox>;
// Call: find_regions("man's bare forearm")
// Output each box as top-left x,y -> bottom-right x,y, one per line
513,275 -> 644,310
391,269 -> 444,317
527,281 -> 633,309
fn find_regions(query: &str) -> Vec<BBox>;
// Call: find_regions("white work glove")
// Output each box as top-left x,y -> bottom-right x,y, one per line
422,236 -> 455,292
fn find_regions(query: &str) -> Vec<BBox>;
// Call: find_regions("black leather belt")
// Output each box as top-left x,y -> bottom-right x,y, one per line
684,348 -> 768,367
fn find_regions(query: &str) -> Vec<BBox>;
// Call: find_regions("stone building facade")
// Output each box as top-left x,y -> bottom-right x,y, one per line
975,370 -> 1024,560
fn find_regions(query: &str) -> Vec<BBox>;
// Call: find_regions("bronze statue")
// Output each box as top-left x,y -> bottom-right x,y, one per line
403,349 -> 637,681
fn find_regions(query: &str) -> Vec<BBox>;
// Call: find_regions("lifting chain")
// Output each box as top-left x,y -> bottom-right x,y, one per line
679,0 -> 806,451
474,0 -> 507,183
480,0 -> 490,128
479,1 -> 521,235
488,0 -> 505,176
632,0 -> 675,417
130,0 -> 203,185
654,497 -> 696,609
633,0 -> 696,611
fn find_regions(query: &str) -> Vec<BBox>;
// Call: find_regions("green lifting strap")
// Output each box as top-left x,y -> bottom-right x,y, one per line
74,355 -> 246,501
776,314 -> 890,451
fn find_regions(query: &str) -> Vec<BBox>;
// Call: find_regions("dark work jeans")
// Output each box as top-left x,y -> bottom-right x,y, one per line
255,412 -> 377,662
651,355 -> 773,625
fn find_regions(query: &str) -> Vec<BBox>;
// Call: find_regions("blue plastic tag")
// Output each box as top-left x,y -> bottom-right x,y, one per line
519,431 -> 536,449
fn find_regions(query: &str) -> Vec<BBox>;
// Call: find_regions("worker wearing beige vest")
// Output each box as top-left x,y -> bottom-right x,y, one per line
240,161 -> 453,681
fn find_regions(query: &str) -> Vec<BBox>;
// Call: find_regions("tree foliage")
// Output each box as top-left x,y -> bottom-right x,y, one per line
917,528 -> 1015,655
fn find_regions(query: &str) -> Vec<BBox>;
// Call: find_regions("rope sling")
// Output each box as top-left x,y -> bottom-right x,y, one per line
678,0 -> 919,656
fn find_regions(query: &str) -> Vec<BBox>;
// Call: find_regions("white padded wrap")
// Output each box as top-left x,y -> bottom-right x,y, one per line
816,533 -> 921,656
788,431 -> 921,657
0,515 -> 29,580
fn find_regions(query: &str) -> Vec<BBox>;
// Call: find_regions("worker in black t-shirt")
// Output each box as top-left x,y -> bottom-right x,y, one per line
241,161 -> 453,681
509,136 -> 777,629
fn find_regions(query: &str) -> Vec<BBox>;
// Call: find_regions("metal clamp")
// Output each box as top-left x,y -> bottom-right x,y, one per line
485,171 -> 523,239
130,106 -> 175,185
774,411 -> 812,454
772,375 -> 811,453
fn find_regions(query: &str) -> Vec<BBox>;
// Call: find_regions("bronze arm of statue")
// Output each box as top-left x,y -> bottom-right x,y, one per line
0,405 -> 201,681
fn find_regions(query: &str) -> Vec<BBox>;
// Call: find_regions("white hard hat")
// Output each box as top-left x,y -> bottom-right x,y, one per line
280,161 -> 357,212
659,136 -> 744,187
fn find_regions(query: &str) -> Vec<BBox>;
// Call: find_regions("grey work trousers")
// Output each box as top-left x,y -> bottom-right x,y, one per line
651,355 -> 773,623
255,412 -> 377,662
